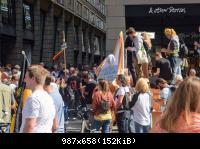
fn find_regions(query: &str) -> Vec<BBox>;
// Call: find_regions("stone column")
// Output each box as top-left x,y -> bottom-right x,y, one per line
55,9 -> 65,64
77,21 -> 83,65
42,3 -> 54,67
12,0 -> 23,65
66,16 -> 75,65
90,28 -> 95,65
84,27 -> 90,65
32,0 -> 40,64
100,34 -> 104,61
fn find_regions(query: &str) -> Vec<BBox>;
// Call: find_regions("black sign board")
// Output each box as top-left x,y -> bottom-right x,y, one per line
125,4 -> 200,17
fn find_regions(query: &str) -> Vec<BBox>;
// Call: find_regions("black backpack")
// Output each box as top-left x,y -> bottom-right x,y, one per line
129,92 -> 140,109
179,37 -> 188,58
98,94 -> 110,114
118,88 -> 130,111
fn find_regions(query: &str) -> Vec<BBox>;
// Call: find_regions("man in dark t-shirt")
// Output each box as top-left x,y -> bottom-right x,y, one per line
155,52 -> 172,82
67,68 -> 82,118
84,73 -> 97,105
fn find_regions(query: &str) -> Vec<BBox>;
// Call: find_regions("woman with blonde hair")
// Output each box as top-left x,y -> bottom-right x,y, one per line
141,32 -> 152,78
91,80 -> 116,133
153,78 -> 200,133
129,78 -> 152,133
163,28 -> 182,83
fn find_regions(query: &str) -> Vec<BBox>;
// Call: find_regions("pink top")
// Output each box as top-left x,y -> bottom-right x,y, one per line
154,112 -> 200,133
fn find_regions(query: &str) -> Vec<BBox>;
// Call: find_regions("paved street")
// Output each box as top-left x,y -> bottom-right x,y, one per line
65,120 -> 118,133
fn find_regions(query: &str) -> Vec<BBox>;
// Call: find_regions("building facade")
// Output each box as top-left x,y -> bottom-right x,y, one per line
106,0 -> 200,54
0,0 -> 106,67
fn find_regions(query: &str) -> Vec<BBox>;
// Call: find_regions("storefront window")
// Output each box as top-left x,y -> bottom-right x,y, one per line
1,0 -> 8,12
0,0 -> 15,25
23,3 -> 33,30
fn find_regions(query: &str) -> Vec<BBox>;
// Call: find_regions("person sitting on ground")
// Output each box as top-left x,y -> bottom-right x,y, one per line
189,69 -> 200,80
157,78 -> 172,112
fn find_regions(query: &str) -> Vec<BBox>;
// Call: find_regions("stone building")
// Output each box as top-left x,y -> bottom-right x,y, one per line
0,0 -> 106,67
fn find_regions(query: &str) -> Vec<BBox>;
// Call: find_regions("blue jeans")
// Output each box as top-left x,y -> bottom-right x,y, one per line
64,105 -> 68,121
168,56 -> 182,83
91,119 -> 112,133
134,122 -> 150,133
116,112 -> 130,133
0,124 -> 10,133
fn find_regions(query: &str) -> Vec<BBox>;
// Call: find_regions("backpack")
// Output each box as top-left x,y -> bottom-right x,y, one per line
129,92 -> 140,109
118,88 -> 130,111
179,37 -> 188,58
0,84 -> 12,124
98,94 -> 110,114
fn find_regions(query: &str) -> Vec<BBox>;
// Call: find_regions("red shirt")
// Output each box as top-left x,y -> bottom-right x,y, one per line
92,91 -> 116,116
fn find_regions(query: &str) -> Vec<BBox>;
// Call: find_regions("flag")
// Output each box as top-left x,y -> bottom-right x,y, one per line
96,31 -> 125,82
11,52 -> 29,133
53,49 -> 65,61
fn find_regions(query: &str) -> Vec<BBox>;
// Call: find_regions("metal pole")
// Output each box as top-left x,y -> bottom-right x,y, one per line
62,31 -> 67,71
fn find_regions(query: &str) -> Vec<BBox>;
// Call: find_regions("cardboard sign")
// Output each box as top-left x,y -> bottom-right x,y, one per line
98,65 -> 118,82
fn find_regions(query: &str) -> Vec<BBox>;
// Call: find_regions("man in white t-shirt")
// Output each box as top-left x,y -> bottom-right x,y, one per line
20,65 -> 57,133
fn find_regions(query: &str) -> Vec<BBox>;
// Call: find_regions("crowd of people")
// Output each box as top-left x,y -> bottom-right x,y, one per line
1,25 -> 200,133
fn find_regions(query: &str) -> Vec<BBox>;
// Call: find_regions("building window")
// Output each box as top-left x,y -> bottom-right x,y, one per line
0,0 -> 15,25
90,12 -> 95,24
23,3 -> 33,30
87,0 -> 105,15
1,0 -> 8,12
75,1 -> 82,16
67,0 -> 74,10
56,0 -> 64,5
40,10 -> 46,62
83,6 -> 89,20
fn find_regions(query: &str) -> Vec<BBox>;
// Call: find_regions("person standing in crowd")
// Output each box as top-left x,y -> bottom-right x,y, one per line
44,75 -> 65,133
154,51 -> 172,83
129,78 -> 152,133
91,80 -> 116,133
153,78 -> 200,133
0,69 -> 15,133
157,78 -> 172,112
126,27 -> 147,85
14,65 -> 21,78
67,67 -> 82,119
9,75 -> 19,93
20,65 -> 57,133
163,28 -> 182,83
115,74 -> 130,133
141,32 -> 153,78
51,65 -> 60,79
125,29 -> 137,85
194,25 -> 200,58
84,73 -> 97,106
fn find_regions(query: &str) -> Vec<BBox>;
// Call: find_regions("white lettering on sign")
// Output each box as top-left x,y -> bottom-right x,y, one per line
149,6 -> 186,14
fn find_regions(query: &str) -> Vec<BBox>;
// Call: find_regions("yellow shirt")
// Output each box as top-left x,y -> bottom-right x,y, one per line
94,112 -> 112,121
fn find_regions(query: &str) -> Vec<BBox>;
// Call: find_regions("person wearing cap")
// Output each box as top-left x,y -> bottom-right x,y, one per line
157,78 -> 172,112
